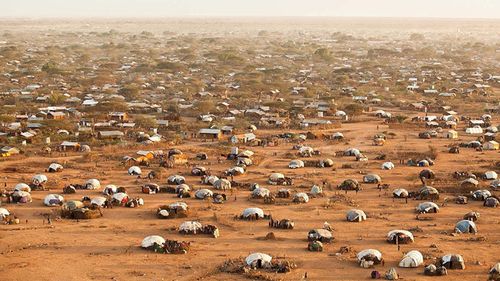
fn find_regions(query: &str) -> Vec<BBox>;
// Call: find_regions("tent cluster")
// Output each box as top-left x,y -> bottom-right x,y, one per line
141,235 -> 190,254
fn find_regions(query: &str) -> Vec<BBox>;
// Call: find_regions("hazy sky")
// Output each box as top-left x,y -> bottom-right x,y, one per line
2,0 -> 500,19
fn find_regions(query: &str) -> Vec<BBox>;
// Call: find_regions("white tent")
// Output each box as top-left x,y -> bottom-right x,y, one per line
485,171 -> 498,180
14,183 -> 31,192
141,235 -> 165,248
85,179 -> 101,190
346,209 -> 367,222
252,187 -> 270,198
91,196 -> 107,207
381,162 -> 395,170
0,208 -> 10,219
179,221 -> 203,233
195,189 -> 213,199
103,184 -> 118,195
44,194 -> 64,206
128,166 -> 142,175
112,192 -> 129,204
311,185 -> 323,195
241,207 -> 264,218
32,174 -> 48,185
416,202 -> 439,213
399,250 -> 424,268
245,253 -> 272,268
293,192 -> 309,203
48,163 -> 63,172
288,159 -> 304,169
213,179 -> 232,190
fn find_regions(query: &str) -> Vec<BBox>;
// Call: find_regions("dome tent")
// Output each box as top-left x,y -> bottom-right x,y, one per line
416,202 -> 439,213
387,230 -> 414,244
241,207 -> 265,219
48,163 -> 63,172
85,179 -> 101,190
213,179 -> 232,190
128,166 -> 142,175
0,208 -> 10,219
357,249 -> 383,267
308,229 -> 333,243
399,250 -> 424,268
455,220 -> 477,234
439,254 -> 465,270
32,174 -> 48,186
346,209 -> 367,222
141,235 -> 165,249
293,192 -> 309,203
288,159 -> 304,169
103,184 -> 118,195
195,189 -> 213,199
44,194 -> 64,206
179,221 -> 203,234
363,174 -> 382,184
14,183 -> 31,192
167,175 -> 185,185
393,188 -> 409,198
252,187 -> 270,198
381,162 -> 395,170
245,253 -> 272,268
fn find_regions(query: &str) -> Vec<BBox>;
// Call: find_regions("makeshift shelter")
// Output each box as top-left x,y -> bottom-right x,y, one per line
241,207 -> 265,220
461,178 -> 479,189
11,190 -> 32,203
308,229 -> 333,243
491,180 -> 500,190
489,263 -> 500,281
195,189 -> 213,199
168,175 -> 185,185
472,189 -> 491,201
338,179 -> 360,191
387,230 -> 414,244
484,196 -> 499,207
293,192 -> 309,203
14,183 -> 31,192
289,159 -> 304,169
346,209 -> 367,222
381,162 -> 394,170
85,179 -> 101,190
252,187 -> 270,198
44,194 -> 64,206
90,196 -> 107,207
213,179 -> 232,190
179,221 -> 202,234
245,253 -> 272,268
399,250 -> 424,268
393,188 -> 409,198
445,130 -> 458,139
112,192 -> 129,205
485,171 -> 498,180
439,254 -> 465,270
363,174 -> 382,184
157,202 -> 189,219
320,158 -> 334,167
268,173 -> 284,184
48,163 -> 63,172
0,208 -> 10,220
141,235 -> 166,249
357,249 -> 383,267
455,220 -> 477,234
463,211 -> 480,221
128,166 -> 142,176
191,166 -> 207,176
416,202 -> 439,213
418,186 -> 439,200
299,146 -> 314,157
311,185 -> 323,196
103,184 -> 118,195
32,174 -> 48,186
344,148 -> 361,157
483,141 -> 499,150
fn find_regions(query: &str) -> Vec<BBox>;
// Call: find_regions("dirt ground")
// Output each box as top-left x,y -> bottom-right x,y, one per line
0,117 -> 498,281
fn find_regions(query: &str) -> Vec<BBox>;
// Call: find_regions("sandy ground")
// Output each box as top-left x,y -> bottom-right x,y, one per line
0,118 -> 498,281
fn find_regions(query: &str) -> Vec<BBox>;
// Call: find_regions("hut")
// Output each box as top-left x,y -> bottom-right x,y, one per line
195,189 -> 213,199
445,130 -> 458,139
293,192 -> 309,203
289,159 -> 305,169
381,162 -> 395,170
241,207 -> 266,220
141,235 -> 166,249
43,194 -> 64,206
213,179 -> 232,190
47,163 -> 63,172
85,179 -> 101,190
338,179 -> 360,191
393,188 -> 409,198
417,186 -> 439,200
128,166 -> 142,176
483,141 -> 499,150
